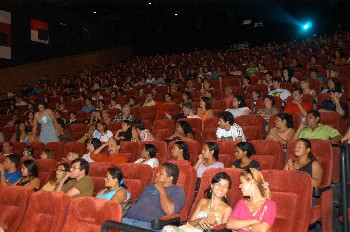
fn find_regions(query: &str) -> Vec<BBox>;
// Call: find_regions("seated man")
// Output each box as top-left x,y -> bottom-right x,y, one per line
0,154 -> 22,186
319,89 -> 348,118
268,77 -> 291,101
132,120 -> 155,143
82,97 -> 96,113
82,138 -> 101,162
0,141 -> 13,158
55,158 -> 94,199
123,163 -> 186,230
90,138 -> 129,166
292,110 -> 342,143
216,111 -> 246,143
142,92 -> 156,107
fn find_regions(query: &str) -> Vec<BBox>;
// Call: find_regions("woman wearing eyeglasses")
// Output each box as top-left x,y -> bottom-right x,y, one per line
227,168 -> 276,232
41,163 -> 70,191
96,167 -> 130,203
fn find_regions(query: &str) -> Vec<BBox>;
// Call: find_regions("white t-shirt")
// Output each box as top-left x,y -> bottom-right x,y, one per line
225,107 -> 251,118
134,157 -> 159,168
93,130 -> 113,142
82,152 -> 95,162
216,123 -> 246,142
268,88 -> 291,101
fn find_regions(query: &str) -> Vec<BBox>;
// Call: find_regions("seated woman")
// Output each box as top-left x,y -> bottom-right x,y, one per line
93,121 -> 113,143
23,146 -> 35,160
113,104 -> 135,122
40,148 -> 55,159
200,79 -> 214,93
283,88 -> 312,117
197,96 -> 214,121
195,142 -> 224,180
163,93 -> 176,104
169,141 -> 191,166
226,168 -> 276,232
115,119 -> 133,142
321,77 -> 342,93
11,122 -> 29,143
241,76 -> 252,94
101,109 -> 112,125
96,167 -> 130,203
232,142 -> 260,169
165,121 -> 195,142
284,138 -> 323,204
13,159 -> 40,191
225,95 -> 251,118
300,80 -> 317,100
109,97 -> 122,110
256,95 -> 279,129
128,97 -> 141,108
57,118 -> 72,143
134,144 -> 159,168
163,172 -> 232,231
266,113 -> 295,145
42,163 -> 70,191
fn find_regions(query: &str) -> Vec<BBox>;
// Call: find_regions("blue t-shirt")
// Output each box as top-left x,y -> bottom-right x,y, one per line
82,105 -> 96,113
126,183 -> 186,223
4,170 -> 22,184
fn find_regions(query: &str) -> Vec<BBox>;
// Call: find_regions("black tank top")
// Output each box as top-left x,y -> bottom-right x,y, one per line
294,157 -> 314,176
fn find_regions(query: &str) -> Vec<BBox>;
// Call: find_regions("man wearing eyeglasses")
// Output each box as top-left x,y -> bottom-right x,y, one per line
55,158 -> 94,199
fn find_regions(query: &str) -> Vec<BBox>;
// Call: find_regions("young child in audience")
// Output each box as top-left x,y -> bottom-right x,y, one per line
187,108 -> 200,119
232,142 -> 260,170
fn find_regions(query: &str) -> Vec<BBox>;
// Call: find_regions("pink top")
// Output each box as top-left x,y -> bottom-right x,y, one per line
229,199 -> 276,232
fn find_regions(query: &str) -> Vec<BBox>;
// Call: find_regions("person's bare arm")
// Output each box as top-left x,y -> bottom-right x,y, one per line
154,182 -> 175,215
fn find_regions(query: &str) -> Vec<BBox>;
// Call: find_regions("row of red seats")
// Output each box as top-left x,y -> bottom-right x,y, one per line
0,186 -> 122,232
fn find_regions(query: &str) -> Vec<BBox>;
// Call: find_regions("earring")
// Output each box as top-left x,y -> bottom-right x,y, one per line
210,188 -> 212,193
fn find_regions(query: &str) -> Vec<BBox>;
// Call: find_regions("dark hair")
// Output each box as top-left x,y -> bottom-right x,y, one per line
23,159 -> 39,178
54,163 -> 70,181
33,99 -> 48,112
236,142 -> 256,158
174,141 -> 190,161
182,91 -> 192,101
252,90 -> 260,97
144,144 -> 157,158
163,162 -> 180,184
242,75 -> 252,85
218,111 -> 234,125
277,113 -> 294,128
42,149 -> 55,159
329,78 -> 342,92
85,138 -> 101,150
177,121 -> 195,137
307,110 -> 320,122
122,119 -> 132,127
71,158 -> 90,175
132,120 -> 145,130
204,142 -> 220,161
200,96 -> 212,110
183,102 -> 193,110
264,95 -> 275,106
24,146 -> 34,156
6,154 -> 20,168
293,88 -> 303,95
234,95 -> 247,108
108,167 -> 128,189
165,93 -> 173,100
266,70 -> 273,77
97,120 -> 107,132
272,77 -> 282,84
297,138 -> 314,159
130,96 -> 138,104
55,110 -> 62,117
56,118 -> 65,128
69,111 -> 76,116
204,172 -> 232,204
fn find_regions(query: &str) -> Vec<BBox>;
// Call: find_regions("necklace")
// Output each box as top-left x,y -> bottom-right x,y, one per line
208,199 -> 222,214
249,200 -> 265,213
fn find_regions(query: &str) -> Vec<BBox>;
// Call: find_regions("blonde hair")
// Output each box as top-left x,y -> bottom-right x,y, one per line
68,152 -> 80,161
240,168 -> 271,200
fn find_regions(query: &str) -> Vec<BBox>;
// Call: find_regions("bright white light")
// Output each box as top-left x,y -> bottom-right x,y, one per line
148,2 -> 152,5
174,13 -> 178,16
93,11 -> 97,14
302,21 -> 312,30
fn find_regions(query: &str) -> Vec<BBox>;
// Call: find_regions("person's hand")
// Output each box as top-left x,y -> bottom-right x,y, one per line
132,129 -> 138,139
332,94 -> 340,104
198,217 -> 211,230
292,100 -> 300,105
270,127 -> 278,136
287,159 -> 295,170
198,154 -> 204,163
154,181 -> 165,192
206,214 -> 217,226
62,172 -> 71,182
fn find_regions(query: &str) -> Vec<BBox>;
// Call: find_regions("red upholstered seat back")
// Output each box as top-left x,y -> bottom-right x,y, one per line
18,191 -> 71,232
152,119 -> 175,140
119,163 -> 153,201
0,186 -> 33,232
61,197 -> 122,232
36,159 -> 58,187
63,142 -> 87,158
89,162 -> 113,196
250,140 -> 284,170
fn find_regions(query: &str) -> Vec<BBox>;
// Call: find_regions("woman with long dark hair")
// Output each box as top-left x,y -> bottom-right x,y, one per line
14,159 -> 40,191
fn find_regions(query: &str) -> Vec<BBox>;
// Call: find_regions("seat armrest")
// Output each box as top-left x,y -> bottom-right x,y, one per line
151,214 -> 181,230
313,186 -> 331,197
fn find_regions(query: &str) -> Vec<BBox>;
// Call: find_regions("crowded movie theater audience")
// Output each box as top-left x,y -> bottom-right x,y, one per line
1,26 -> 350,232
